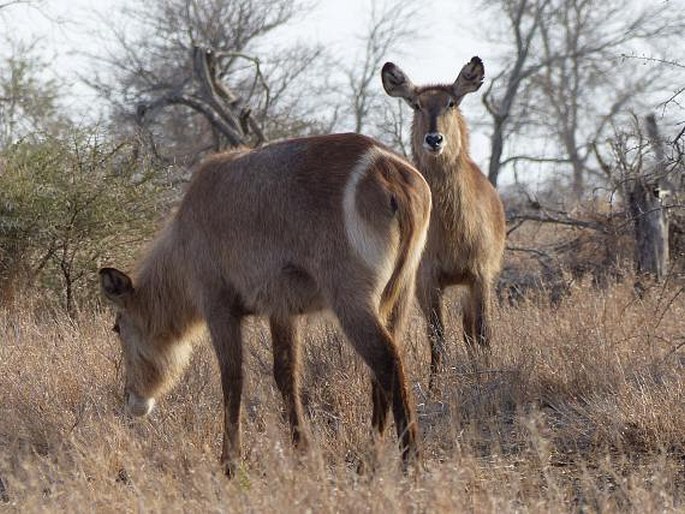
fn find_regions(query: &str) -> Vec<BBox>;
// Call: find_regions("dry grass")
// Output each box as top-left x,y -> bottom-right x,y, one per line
1,278 -> 684,513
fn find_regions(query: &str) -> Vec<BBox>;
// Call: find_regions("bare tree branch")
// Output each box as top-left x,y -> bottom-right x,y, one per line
507,210 -> 608,232
0,0 -> 32,9
85,0 -> 319,164
342,0 -> 420,136
483,0 -> 685,198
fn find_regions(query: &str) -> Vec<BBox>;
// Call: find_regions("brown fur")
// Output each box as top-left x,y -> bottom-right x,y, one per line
382,57 -> 506,385
99,133 -> 431,475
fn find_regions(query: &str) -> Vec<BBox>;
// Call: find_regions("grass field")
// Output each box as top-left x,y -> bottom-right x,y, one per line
1,277 -> 683,512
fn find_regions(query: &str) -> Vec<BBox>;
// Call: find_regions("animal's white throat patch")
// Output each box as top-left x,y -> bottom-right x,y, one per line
422,143 -> 445,155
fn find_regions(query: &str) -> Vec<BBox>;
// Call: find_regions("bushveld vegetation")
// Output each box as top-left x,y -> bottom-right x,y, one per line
0,131 -> 170,314
0,275 -> 683,512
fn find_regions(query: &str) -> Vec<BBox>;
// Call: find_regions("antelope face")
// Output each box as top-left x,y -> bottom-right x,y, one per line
113,310 -> 159,417
381,57 -> 485,159
411,89 -> 461,156
100,268 -> 159,418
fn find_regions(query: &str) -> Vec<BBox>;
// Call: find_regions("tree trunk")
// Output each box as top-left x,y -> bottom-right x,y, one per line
488,117 -> 505,187
629,180 -> 669,281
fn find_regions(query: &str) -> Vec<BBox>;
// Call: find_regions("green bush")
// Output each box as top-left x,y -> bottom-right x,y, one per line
0,128 -> 172,314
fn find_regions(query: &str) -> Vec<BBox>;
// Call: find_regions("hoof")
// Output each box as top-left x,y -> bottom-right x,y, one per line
222,458 -> 238,479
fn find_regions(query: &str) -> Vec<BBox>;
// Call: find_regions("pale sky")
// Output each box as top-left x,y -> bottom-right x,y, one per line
12,0 -> 685,190
5,0 -> 488,95
3,0 -> 492,159
0,0 -> 490,104
6,0 -> 683,189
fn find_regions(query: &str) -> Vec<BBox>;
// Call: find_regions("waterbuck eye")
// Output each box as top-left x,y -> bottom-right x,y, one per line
447,99 -> 456,109
112,322 -> 120,334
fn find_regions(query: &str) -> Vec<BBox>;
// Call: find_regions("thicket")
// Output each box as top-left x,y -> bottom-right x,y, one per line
0,130 -> 172,315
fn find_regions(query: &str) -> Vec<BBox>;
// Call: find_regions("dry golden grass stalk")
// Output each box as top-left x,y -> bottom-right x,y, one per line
0,278 -> 683,512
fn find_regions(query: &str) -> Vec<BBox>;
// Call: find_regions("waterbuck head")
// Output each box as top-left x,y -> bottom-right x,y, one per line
100,267 -> 189,418
381,56 -> 484,159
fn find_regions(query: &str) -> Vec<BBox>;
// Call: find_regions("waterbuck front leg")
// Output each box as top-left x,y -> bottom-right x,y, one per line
463,279 -> 492,368
207,309 -> 244,477
417,277 -> 446,391
269,315 -> 309,450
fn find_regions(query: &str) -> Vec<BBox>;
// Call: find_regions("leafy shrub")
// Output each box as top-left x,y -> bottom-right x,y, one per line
0,128 -> 172,314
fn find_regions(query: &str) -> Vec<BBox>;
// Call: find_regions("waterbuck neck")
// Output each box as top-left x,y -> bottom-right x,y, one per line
411,135 -> 479,236
132,228 -> 200,344
412,140 -> 474,197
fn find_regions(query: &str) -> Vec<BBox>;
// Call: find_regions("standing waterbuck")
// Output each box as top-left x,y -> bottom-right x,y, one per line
381,57 -> 506,383
99,133 -> 431,475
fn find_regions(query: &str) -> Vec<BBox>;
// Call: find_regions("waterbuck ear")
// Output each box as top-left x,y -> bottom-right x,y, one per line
381,62 -> 418,106
99,267 -> 134,306
452,56 -> 485,105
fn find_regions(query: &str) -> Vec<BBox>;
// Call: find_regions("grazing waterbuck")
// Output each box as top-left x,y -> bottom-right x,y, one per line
99,133 -> 431,475
381,57 -> 506,383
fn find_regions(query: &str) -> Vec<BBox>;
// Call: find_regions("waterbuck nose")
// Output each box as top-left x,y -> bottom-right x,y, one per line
125,389 -> 156,417
424,132 -> 444,150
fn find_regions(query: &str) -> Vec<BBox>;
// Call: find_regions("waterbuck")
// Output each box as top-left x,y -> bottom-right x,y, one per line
381,57 -> 506,384
99,133 -> 431,475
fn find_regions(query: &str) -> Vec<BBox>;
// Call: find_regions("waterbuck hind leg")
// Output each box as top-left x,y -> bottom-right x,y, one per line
206,309 -> 244,478
334,304 -> 419,467
373,281 -> 414,439
371,378 -> 390,436
269,315 -> 309,451
362,379 -> 390,477
417,282 -> 446,391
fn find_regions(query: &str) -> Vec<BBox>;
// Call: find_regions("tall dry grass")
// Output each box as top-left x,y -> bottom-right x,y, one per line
0,278 -> 683,513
